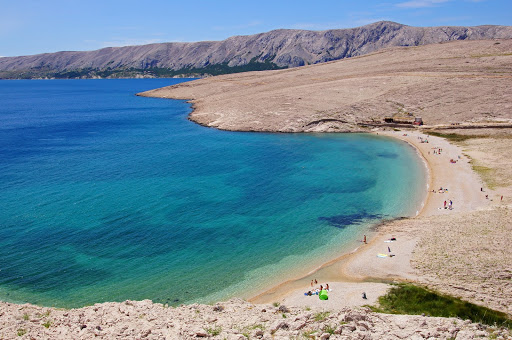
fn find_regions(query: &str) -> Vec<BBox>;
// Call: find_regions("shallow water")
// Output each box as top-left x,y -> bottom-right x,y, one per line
0,79 -> 426,307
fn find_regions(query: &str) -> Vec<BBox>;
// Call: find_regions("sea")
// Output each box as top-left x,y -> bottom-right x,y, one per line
0,79 -> 426,308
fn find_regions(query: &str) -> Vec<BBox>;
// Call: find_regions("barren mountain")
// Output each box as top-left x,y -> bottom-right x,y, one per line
139,39 -> 512,132
1,21 -> 512,79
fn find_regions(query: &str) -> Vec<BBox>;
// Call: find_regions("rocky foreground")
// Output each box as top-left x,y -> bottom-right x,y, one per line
2,298 -> 508,339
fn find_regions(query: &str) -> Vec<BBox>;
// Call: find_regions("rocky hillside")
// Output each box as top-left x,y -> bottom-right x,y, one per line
138,39 -> 512,133
1,21 -> 512,79
1,299 -> 505,339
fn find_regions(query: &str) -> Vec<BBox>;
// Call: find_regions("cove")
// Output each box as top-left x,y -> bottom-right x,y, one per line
0,79 -> 426,307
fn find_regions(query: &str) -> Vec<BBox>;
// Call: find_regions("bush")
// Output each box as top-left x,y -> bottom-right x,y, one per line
371,284 -> 512,329
314,311 -> 330,321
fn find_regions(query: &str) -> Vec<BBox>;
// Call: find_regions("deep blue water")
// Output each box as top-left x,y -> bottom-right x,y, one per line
0,79 -> 426,307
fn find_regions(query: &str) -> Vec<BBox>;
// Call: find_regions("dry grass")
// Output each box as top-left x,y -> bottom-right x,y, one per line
412,208 -> 512,315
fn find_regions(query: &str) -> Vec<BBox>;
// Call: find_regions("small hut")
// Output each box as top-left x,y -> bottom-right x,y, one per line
413,117 -> 423,126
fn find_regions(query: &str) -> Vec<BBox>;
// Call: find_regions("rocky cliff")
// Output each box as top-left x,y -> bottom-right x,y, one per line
1,21 -> 512,79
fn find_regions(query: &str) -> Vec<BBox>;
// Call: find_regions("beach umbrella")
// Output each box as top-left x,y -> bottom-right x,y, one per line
319,290 -> 328,300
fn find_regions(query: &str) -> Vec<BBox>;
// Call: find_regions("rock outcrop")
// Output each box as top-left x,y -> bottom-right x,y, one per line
1,21 -> 512,78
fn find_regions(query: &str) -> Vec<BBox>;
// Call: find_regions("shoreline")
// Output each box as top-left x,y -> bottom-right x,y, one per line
249,128 -> 488,307
246,132 -> 426,305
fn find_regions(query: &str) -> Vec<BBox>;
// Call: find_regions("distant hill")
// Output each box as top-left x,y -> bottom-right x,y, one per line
1,21 -> 512,79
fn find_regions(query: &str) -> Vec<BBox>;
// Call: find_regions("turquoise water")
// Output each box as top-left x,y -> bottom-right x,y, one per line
0,79 -> 426,308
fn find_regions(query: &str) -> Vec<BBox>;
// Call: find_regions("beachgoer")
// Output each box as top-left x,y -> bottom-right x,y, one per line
388,246 -> 391,253
326,283 -> 329,290
486,195 -> 489,199
501,196 -> 503,201
307,291 -> 312,296
362,292 -> 367,299
311,280 -> 313,287
363,235 -> 367,244
481,187 -> 483,192
320,285 -> 323,291
314,279 -> 318,284
444,200 -> 447,208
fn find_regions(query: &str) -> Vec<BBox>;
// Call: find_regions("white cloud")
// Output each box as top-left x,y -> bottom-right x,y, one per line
396,0 -> 451,8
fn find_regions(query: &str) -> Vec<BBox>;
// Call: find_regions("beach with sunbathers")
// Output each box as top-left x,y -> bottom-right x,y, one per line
250,129 -> 506,311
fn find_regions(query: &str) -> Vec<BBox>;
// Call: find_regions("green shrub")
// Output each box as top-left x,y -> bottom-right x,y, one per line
323,324 -> 336,334
314,311 -> 330,321
424,131 -> 487,142
371,284 -> 512,329
205,326 -> 222,336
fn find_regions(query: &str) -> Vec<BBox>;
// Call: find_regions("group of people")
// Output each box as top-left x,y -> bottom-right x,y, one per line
443,199 -> 453,210
305,279 -> 330,296
434,187 -> 448,194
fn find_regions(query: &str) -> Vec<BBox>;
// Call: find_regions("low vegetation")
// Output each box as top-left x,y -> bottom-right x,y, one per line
424,131 -> 489,142
370,284 -> 512,329
205,325 -> 222,336
470,164 -> 497,189
313,311 -> 330,322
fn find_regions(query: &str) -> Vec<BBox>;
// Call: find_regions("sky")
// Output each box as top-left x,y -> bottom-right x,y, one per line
1,0 -> 511,57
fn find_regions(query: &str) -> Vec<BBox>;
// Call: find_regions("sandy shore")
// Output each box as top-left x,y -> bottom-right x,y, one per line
249,129 -> 491,309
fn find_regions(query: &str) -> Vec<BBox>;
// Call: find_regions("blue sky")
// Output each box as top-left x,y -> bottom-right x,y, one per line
1,0 -> 510,57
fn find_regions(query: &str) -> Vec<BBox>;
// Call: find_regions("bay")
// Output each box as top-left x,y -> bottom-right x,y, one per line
0,79 -> 426,307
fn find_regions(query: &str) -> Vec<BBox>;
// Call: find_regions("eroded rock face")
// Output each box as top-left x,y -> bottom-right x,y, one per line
1,21 -> 512,78
0,298 -> 508,339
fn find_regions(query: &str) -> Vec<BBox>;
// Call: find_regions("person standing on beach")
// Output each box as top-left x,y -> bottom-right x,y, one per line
363,235 -> 367,244
449,200 -> 453,210
444,200 -> 447,208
